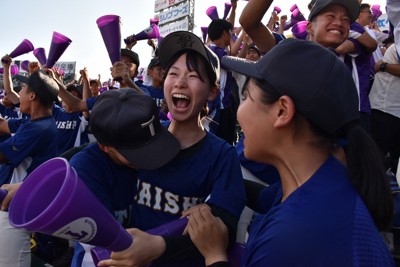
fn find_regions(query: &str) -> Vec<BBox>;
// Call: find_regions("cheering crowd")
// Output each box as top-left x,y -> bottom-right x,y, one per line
1,0 -> 400,266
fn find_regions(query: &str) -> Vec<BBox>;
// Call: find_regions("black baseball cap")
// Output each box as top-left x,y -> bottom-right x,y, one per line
248,43 -> 261,56
308,0 -> 360,23
147,57 -> 161,70
90,88 -> 180,170
121,48 -> 140,67
15,70 -> 59,102
222,38 -> 359,137
158,31 -> 220,81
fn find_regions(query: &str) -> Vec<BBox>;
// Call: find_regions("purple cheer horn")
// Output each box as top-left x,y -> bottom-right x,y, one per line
46,32 -> 72,68
291,8 -> 306,22
150,18 -> 159,26
273,6 -> 282,14
8,157 -> 132,252
21,60 -> 30,72
8,39 -> 34,59
292,21 -> 308,40
206,6 -> 219,21
33,48 -> 47,66
201,26 -> 208,43
96,15 -> 121,65
124,24 -> 160,45
290,4 -> 298,12
223,2 -> 232,20
284,19 -> 298,31
371,5 -> 382,22
0,65 -> 19,75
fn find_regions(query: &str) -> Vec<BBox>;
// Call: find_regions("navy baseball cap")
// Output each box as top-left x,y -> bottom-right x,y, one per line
90,88 -> 180,170
15,70 -> 59,102
308,0 -> 360,23
121,48 -> 140,67
222,38 -> 359,137
158,31 -> 220,82
148,57 -> 161,69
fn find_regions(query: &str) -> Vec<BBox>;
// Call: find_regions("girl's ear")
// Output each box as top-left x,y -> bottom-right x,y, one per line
207,85 -> 219,102
306,21 -> 314,36
273,95 -> 296,128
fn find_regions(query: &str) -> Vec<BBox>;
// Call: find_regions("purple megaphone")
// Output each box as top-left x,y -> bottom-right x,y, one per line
290,4 -> 298,12
1,39 -> 34,64
46,31 -> 72,68
0,65 -> 19,75
8,39 -> 34,59
292,21 -> 308,40
135,24 -> 160,41
0,188 -> 7,205
8,157 -> 132,252
91,218 -> 189,266
371,5 -> 382,22
96,15 -> 121,65
291,8 -> 306,22
21,60 -> 30,72
206,6 -> 219,21
150,18 -> 159,26
201,26 -> 208,43
223,2 -> 232,20
124,24 -> 160,45
273,6 -> 282,14
33,48 -> 47,66
284,19 -> 298,31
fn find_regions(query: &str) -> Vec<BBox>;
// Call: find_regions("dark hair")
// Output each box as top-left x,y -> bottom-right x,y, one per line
27,86 -> 55,108
207,19 -> 233,41
163,50 -> 218,87
163,50 -> 218,121
247,77 -> 393,231
359,3 -> 371,11
90,80 -> 99,86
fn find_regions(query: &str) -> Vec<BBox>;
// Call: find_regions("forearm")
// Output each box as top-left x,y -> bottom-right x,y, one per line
3,69 -> 20,105
57,81 -> 88,112
335,39 -> 356,55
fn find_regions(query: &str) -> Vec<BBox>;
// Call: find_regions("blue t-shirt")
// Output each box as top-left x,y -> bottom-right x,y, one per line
139,85 -> 168,120
0,116 -> 58,185
243,156 -> 394,267
133,132 -> 246,230
69,143 -> 138,266
53,104 -> 89,155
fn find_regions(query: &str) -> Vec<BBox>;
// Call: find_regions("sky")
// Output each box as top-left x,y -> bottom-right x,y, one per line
1,0 -> 387,83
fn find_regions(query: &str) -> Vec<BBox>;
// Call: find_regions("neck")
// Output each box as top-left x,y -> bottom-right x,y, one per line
168,119 -> 206,149
212,39 -> 228,49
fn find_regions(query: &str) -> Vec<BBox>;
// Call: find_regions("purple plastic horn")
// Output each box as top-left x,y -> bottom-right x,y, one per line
150,18 -> 159,26
291,8 -> 306,22
206,6 -> 219,20
33,48 -> 47,66
21,60 -> 30,72
8,39 -> 34,59
273,6 -> 282,14
223,2 -> 232,20
135,24 -> 160,41
46,32 -> 72,68
284,19 -> 298,31
292,21 -> 308,40
371,5 -> 382,22
290,4 -> 298,12
0,65 -> 19,75
9,157 -> 133,251
201,26 -> 208,43
96,15 -> 121,65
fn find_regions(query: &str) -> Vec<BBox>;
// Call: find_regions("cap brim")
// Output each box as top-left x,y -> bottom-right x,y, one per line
118,126 -> 180,170
221,56 -> 263,80
14,74 -> 29,84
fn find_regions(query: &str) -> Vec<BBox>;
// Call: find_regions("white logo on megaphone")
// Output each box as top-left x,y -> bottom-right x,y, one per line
53,217 -> 97,243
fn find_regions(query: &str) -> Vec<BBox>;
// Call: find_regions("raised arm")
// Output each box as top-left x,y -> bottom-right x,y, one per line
1,55 -> 20,105
239,0 -> 276,54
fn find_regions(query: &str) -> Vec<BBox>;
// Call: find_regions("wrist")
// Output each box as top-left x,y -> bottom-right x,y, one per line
379,62 -> 387,72
205,253 -> 228,266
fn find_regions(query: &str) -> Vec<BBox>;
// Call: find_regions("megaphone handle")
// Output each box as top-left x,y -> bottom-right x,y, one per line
91,246 -> 112,266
